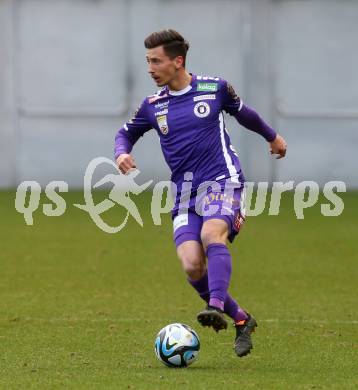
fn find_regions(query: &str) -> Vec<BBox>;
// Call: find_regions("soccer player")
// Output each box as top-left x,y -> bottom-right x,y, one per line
114,29 -> 287,357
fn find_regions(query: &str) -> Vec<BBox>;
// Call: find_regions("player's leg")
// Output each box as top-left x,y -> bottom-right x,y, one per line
200,186 -> 245,317
200,218 -> 249,320
173,207 -> 256,353
176,234 -> 228,332
173,211 -> 209,303
200,218 -> 229,309
177,239 -> 252,330
200,217 -> 257,356
198,220 -> 247,322
196,218 -> 230,331
176,239 -> 207,295
174,213 -> 228,330
176,240 -> 206,281
174,212 -> 240,313
199,186 -> 257,356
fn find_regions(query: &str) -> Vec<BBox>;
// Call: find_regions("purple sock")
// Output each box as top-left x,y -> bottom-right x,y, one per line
206,243 -> 232,311
188,271 -> 248,322
224,295 -> 249,323
187,272 -> 210,303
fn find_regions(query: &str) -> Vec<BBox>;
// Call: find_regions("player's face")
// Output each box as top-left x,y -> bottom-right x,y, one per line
146,46 -> 182,87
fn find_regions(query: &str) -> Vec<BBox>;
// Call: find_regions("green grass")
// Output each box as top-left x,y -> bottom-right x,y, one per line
0,190 -> 357,389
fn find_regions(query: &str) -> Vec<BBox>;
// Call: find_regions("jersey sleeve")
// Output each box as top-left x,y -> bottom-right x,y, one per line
114,99 -> 152,159
220,80 -> 244,115
220,79 -> 277,142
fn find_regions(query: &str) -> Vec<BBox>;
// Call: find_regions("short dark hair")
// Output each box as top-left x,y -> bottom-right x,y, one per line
144,29 -> 190,67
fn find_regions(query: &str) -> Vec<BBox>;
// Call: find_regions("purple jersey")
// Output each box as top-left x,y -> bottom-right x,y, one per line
114,74 -> 276,199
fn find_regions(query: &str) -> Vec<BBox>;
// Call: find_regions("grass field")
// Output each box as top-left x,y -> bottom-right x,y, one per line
0,190 -> 357,389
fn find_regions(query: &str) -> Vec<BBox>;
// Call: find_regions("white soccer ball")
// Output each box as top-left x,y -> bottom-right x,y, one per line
154,323 -> 200,367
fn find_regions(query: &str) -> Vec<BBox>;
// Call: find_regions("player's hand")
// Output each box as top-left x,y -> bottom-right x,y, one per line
270,134 -> 287,159
116,153 -> 137,174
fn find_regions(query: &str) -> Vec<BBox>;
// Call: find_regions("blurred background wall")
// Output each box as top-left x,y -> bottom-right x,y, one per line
0,0 -> 357,189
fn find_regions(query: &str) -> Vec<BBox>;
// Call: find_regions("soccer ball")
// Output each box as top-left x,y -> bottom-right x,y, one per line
154,323 -> 200,367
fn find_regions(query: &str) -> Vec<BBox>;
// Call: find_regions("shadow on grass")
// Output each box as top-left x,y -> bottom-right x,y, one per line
149,361 -> 253,372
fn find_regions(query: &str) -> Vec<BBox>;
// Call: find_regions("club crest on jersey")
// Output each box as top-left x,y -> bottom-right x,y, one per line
194,101 -> 210,118
157,115 -> 169,135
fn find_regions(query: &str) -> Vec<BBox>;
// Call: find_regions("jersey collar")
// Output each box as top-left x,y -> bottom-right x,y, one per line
167,74 -> 196,96
168,85 -> 192,96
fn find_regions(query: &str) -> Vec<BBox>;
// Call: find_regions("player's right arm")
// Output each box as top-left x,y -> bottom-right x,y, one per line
114,99 -> 152,174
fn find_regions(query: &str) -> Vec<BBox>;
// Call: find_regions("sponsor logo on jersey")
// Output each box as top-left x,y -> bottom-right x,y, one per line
155,109 -> 168,117
156,115 -> 169,135
194,101 -> 211,118
154,100 -> 169,109
196,75 -> 220,81
148,93 -> 168,104
193,94 -> 216,102
197,82 -> 218,92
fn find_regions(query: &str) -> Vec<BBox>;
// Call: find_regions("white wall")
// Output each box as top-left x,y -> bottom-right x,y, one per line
272,0 -> 358,186
0,0 -> 16,187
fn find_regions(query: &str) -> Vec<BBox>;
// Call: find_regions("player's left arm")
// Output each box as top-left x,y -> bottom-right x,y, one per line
220,80 -> 287,159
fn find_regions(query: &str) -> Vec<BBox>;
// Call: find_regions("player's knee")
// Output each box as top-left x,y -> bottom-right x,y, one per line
201,222 -> 227,249
185,265 -> 206,281
179,253 -> 205,280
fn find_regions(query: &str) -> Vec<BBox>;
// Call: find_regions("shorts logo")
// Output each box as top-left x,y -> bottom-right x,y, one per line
233,211 -> 245,232
173,214 -> 188,232
197,82 -> 218,92
157,115 -> 169,135
194,102 -> 210,118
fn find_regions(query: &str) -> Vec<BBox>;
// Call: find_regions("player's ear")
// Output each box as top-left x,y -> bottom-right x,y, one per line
174,56 -> 184,69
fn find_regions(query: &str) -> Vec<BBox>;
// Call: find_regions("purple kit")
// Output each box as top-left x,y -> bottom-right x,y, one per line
115,74 -> 276,245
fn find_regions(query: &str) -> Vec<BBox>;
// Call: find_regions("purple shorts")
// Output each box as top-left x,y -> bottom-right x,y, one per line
172,186 -> 246,247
